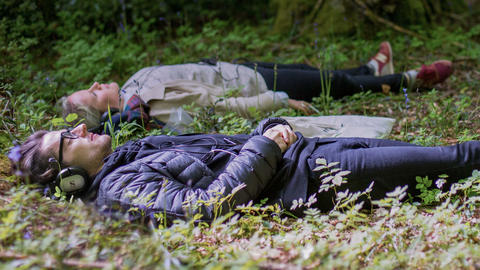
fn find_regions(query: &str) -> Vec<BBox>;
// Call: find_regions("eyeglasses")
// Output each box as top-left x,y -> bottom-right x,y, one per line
58,128 -> 79,165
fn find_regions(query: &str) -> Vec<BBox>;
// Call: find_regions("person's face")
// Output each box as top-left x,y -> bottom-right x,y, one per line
41,124 -> 112,175
68,82 -> 120,112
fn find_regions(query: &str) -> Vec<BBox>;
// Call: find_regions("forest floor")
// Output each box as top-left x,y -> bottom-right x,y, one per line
2,21 -> 480,268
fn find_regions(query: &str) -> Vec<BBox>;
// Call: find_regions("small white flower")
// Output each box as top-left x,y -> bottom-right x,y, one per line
436,178 -> 446,189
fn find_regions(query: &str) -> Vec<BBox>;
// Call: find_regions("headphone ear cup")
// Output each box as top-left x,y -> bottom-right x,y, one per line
56,166 -> 91,196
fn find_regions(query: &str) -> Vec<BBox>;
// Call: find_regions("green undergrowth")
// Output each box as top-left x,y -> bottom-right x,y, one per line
2,10 -> 480,269
3,165 -> 480,268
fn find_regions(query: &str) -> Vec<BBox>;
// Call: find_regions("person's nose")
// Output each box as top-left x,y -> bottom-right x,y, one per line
89,82 -> 100,92
71,124 -> 88,137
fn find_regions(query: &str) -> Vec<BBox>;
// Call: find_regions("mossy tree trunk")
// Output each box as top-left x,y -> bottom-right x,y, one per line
271,0 -> 471,36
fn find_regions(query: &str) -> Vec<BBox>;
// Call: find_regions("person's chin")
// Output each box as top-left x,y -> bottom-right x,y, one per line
104,137 -> 113,155
110,82 -> 119,91
97,135 -> 112,148
102,134 -> 112,145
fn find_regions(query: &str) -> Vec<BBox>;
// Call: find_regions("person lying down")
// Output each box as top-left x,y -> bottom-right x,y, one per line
10,117 -> 480,222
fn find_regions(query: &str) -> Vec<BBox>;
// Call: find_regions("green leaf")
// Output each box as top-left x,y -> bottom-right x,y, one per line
327,162 -> 340,168
51,117 -> 65,126
65,113 -> 78,123
193,213 -> 204,221
316,158 -> 327,165
1,211 -> 17,225
320,171 -> 330,178
332,175 -> 343,186
335,171 -> 351,177
322,176 -> 334,184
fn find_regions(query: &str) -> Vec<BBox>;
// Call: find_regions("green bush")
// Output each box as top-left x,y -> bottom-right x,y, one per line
53,35 -> 148,94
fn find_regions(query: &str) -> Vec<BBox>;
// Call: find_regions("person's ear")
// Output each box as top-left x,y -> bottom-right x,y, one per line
55,166 -> 91,197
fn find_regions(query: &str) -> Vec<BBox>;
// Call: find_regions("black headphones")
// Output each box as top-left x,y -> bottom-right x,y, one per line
53,166 -> 91,197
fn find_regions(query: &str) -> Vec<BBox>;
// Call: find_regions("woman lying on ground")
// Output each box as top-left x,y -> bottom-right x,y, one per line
59,41 -> 453,131
10,117 -> 480,222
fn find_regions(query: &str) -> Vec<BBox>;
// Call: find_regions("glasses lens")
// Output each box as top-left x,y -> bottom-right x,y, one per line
61,129 -> 79,139
59,129 -> 79,165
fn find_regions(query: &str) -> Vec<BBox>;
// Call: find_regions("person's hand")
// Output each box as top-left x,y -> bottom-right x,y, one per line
263,124 -> 297,153
287,99 -> 316,115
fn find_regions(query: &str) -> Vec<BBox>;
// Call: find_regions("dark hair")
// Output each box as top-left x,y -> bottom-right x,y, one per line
10,131 -> 59,185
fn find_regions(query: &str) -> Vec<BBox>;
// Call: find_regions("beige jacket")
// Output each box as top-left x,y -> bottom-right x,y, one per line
121,62 -> 288,122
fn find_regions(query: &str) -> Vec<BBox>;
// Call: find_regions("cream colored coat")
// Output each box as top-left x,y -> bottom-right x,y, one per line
120,62 -> 288,122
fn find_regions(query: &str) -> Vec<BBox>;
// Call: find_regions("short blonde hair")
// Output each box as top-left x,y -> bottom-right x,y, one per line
59,96 -> 101,129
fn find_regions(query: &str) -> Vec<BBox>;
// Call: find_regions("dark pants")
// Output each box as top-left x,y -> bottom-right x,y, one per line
241,62 -> 405,101
307,138 -> 480,211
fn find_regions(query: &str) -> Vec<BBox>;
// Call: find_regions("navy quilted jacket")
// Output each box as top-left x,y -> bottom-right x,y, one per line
86,118 -> 316,221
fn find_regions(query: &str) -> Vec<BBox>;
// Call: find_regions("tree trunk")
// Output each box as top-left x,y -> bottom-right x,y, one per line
271,0 -> 471,36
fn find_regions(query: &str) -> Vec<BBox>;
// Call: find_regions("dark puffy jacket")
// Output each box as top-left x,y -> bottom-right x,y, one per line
87,118 -> 315,222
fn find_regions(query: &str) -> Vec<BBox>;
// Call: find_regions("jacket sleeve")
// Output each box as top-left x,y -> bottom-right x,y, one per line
214,91 -> 288,118
95,135 -> 282,222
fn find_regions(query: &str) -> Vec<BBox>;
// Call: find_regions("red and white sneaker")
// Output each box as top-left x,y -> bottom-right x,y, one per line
370,41 -> 394,76
416,60 -> 453,88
